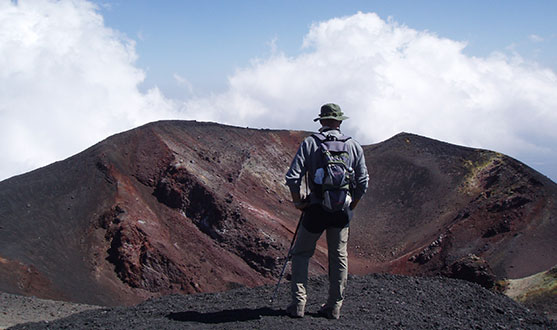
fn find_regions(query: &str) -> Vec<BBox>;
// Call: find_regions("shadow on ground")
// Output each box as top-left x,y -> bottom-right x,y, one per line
167,307 -> 285,324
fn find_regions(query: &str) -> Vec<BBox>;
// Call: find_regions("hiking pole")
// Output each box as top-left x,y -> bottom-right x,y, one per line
269,210 -> 304,304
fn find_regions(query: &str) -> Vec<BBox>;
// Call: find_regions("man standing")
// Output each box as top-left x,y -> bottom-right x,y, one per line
284,103 -> 369,319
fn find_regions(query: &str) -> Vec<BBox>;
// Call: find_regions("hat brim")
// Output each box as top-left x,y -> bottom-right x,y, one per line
313,115 -> 349,122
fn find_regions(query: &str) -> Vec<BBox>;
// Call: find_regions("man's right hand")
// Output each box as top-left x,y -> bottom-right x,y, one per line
290,189 -> 309,210
294,199 -> 310,210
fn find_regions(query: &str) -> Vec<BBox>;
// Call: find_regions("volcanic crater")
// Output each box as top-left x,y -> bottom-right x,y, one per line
1,120 -> 556,323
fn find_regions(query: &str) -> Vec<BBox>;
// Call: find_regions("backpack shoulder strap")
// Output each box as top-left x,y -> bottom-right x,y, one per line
311,133 -> 326,143
312,133 -> 352,152
336,133 -> 351,142
312,132 -> 351,142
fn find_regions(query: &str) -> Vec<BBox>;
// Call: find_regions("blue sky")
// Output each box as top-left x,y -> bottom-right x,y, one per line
95,1 -> 557,96
1,0 -> 557,183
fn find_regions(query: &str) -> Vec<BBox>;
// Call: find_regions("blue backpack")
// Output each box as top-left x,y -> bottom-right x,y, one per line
312,133 -> 355,212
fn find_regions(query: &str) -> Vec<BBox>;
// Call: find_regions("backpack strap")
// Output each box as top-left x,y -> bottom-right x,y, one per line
312,133 -> 351,153
311,132 -> 351,143
311,133 -> 326,144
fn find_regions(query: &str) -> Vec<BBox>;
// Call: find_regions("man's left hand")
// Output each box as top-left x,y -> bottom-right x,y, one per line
349,199 -> 360,210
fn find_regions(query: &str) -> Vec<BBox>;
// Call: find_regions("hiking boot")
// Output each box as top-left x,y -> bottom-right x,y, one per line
317,304 -> 341,319
286,303 -> 305,318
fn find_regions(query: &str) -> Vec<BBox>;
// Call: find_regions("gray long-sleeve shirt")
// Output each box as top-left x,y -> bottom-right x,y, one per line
285,128 -> 369,205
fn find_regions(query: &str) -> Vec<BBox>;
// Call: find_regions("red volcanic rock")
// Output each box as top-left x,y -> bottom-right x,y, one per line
1,122 -> 556,308
0,121 -> 325,306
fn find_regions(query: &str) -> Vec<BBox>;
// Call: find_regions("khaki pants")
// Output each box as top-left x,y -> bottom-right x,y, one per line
290,224 -> 349,309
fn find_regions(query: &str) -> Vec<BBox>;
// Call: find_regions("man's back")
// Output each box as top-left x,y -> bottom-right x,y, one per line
285,128 -> 368,207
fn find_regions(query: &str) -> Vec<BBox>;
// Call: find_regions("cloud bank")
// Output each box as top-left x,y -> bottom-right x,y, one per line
1,3 -> 556,182
0,0 -> 174,180
182,13 -> 557,180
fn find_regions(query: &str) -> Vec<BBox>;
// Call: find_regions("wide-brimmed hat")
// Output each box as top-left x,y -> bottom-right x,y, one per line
313,103 -> 349,122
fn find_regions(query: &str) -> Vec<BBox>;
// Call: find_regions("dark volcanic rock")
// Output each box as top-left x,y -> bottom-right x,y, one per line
1,122 -> 557,313
445,254 -> 496,289
11,274 -> 556,330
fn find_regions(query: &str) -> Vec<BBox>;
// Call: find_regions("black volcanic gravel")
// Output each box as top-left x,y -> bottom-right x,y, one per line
11,274 -> 556,330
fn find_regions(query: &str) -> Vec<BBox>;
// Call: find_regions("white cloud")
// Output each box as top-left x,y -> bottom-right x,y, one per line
0,0 -> 175,180
2,6 -> 557,183
182,12 -> 557,181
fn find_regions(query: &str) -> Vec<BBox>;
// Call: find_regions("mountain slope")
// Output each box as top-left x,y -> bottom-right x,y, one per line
0,121 -> 309,306
1,121 -> 556,307
350,133 -> 557,282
